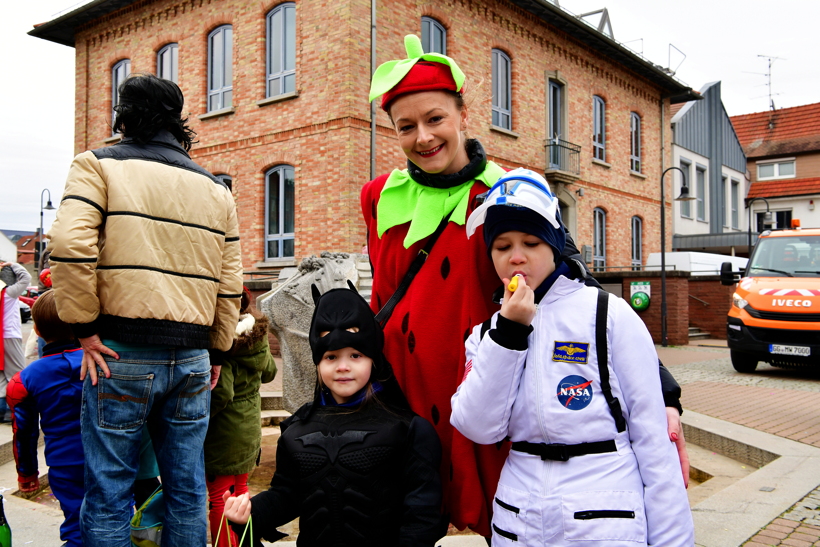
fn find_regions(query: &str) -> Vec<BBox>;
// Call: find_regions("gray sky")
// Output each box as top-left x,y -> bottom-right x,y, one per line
2,0 -> 818,233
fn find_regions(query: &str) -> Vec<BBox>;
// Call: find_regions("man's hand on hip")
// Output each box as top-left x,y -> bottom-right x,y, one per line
79,335 -> 120,385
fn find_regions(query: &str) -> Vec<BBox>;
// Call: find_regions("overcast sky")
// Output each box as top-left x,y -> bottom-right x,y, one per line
2,0 -> 818,233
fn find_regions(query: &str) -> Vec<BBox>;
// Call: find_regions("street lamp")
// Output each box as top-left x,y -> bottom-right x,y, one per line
660,166 -> 696,347
39,189 -> 55,272
746,197 -> 773,256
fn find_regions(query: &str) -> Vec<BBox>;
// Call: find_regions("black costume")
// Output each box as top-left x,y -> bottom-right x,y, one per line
234,285 -> 447,546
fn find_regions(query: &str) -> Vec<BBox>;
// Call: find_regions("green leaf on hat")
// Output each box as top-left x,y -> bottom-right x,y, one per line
369,34 -> 466,103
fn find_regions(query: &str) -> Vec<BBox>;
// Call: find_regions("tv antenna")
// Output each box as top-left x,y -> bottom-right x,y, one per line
757,55 -> 785,111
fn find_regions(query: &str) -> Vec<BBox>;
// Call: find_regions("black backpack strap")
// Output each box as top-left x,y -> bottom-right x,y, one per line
375,212 -> 452,327
596,290 -> 626,433
479,318 -> 493,340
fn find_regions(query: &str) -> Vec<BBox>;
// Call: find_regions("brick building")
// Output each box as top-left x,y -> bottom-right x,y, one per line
731,102 -> 820,232
30,0 -> 696,275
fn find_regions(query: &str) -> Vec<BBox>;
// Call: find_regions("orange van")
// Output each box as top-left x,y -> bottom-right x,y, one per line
720,226 -> 820,372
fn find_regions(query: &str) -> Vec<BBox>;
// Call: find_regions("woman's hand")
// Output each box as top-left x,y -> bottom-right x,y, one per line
666,407 -> 690,488
78,335 -> 119,386
499,276 -> 536,326
222,491 -> 251,525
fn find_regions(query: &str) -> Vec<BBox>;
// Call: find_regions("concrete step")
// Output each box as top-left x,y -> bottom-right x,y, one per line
689,332 -> 711,340
261,390 -> 284,410
261,409 -> 291,427
358,277 -> 373,288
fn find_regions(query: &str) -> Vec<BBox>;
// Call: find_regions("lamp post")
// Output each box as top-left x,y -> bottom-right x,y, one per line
39,189 -> 55,272
746,197 -> 773,256
660,166 -> 695,347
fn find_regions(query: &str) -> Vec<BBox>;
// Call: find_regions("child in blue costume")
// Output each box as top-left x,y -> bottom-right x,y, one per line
7,289 -> 84,547
223,283 -> 447,546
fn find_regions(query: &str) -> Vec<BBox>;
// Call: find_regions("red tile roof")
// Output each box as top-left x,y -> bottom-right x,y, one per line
730,102 -> 820,158
669,102 -> 686,118
746,177 -> 820,199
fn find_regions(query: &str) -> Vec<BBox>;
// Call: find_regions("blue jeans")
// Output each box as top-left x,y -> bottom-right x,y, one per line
80,348 -> 211,547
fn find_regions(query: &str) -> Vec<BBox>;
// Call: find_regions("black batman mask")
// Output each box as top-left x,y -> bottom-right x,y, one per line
309,281 -> 383,366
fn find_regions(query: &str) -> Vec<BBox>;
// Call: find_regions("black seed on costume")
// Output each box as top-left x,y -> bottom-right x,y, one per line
431,405 -> 440,425
402,312 -> 410,334
450,462 -> 454,481
408,331 -> 416,353
440,256 -> 451,280
496,441 -> 504,451
372,199 -> 377,220
464,327 -> 471,342
376,294 -> 382,309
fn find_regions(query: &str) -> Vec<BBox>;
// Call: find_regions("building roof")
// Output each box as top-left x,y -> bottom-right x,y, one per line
730,102 -> 820,159
746,177 -> 820,200
31,0 -> 698,101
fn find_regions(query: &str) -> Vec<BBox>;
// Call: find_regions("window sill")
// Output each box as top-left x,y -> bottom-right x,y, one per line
629,170 -> 646,180
592,158 -> 611,169
198,107 -> 236,121
255,259 -> 296,268
256,91 -> 299,107
103,134 -> 122,144
490,125 -> 519,138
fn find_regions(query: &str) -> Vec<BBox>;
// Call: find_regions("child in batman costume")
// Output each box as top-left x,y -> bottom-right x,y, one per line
223,283 -> 447,546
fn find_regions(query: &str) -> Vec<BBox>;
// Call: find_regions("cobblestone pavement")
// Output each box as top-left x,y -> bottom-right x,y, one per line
743,486 -> 820,546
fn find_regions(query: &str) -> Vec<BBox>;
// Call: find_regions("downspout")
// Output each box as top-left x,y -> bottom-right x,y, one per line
370,0 -> 377,179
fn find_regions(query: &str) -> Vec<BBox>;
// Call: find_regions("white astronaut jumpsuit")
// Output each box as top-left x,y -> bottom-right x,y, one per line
451,276 -> 694,546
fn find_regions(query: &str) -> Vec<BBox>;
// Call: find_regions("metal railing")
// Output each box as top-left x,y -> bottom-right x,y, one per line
544,139 -> 581,175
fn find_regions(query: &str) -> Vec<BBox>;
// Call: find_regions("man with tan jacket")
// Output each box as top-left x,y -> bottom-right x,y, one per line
48,74 -> 242,547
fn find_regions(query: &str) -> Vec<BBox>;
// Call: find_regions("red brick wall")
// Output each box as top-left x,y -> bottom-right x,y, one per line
688,276 -> 733,339
618,274 -> 689,346
71,0 -> 673,274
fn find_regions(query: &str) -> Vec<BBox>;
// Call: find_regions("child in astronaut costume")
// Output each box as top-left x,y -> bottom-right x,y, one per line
450,169 -> 694,546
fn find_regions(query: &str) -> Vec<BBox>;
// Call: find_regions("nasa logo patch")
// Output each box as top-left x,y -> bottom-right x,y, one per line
553,341 -> 589,364
556,375 -> 593,410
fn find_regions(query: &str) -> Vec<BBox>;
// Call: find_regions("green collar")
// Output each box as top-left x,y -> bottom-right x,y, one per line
377,161 -> 506,248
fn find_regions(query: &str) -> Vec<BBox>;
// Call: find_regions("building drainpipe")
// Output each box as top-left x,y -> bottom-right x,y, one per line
370,0 -> 377,180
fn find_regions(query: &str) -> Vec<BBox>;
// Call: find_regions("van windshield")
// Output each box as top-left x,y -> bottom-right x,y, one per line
748,235 -> 820,277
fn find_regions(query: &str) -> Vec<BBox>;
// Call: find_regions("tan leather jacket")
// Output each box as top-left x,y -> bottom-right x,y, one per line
48,131 -> 242,351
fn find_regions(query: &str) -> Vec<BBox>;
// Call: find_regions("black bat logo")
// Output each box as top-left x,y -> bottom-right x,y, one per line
296,430 -> 374,462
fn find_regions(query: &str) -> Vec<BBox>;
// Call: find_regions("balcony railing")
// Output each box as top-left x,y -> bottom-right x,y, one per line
544,139 -> 581,183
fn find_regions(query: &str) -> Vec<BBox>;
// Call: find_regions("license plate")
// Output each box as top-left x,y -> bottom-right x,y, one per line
770,344 -> 811,356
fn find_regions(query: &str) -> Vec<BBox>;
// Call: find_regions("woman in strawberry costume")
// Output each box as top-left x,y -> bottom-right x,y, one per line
361,35 -> 686,539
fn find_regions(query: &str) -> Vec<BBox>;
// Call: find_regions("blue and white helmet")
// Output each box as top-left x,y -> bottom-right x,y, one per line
466,168 -> 561,237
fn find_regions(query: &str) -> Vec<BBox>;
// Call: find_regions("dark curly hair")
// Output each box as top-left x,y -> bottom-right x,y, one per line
112,73 -> 197,151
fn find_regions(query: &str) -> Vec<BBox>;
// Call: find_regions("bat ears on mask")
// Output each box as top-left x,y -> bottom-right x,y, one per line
310,280 -> 360,306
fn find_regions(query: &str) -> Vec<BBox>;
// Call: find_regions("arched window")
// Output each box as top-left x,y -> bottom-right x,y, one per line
631,216 -> 642,270
593,95 -> 606,161
112,59 -> 131,134
593,207 -> 606,272
157,43 -> 179,83
421,17 -> 446,54
215,174 -> 232,192
492,49 -> 511,130
630,112 -> 641,173
208,25 -> 233,112
265,165 -> 295,259
266,3 -> 296,98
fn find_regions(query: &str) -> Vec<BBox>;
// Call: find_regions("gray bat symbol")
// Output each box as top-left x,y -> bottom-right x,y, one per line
296,430 -> 374,462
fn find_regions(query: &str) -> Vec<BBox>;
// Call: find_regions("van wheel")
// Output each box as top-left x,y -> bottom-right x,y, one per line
731,351 -> 758,373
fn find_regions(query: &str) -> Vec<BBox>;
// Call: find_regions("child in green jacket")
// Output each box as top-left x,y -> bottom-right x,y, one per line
204,288 -> 277,547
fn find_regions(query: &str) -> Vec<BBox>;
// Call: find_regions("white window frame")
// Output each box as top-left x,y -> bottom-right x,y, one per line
593,207 -> 606,272
157,43 -> 178,82
757,158 -> 796,180
679,159 -> 692,218
421,17 -> 446,54
593,96 -> 606,162
266,3 -> 296,98
631,216 -> 642,270
491,49 -> 511,131
207,25 -> 233,112
112,59 -> 131,134
630,112 -> 641,173
731,179 -> 739,229
722,175 -> 728,227
265,165 -> 295,260
696,164 -> 707,222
